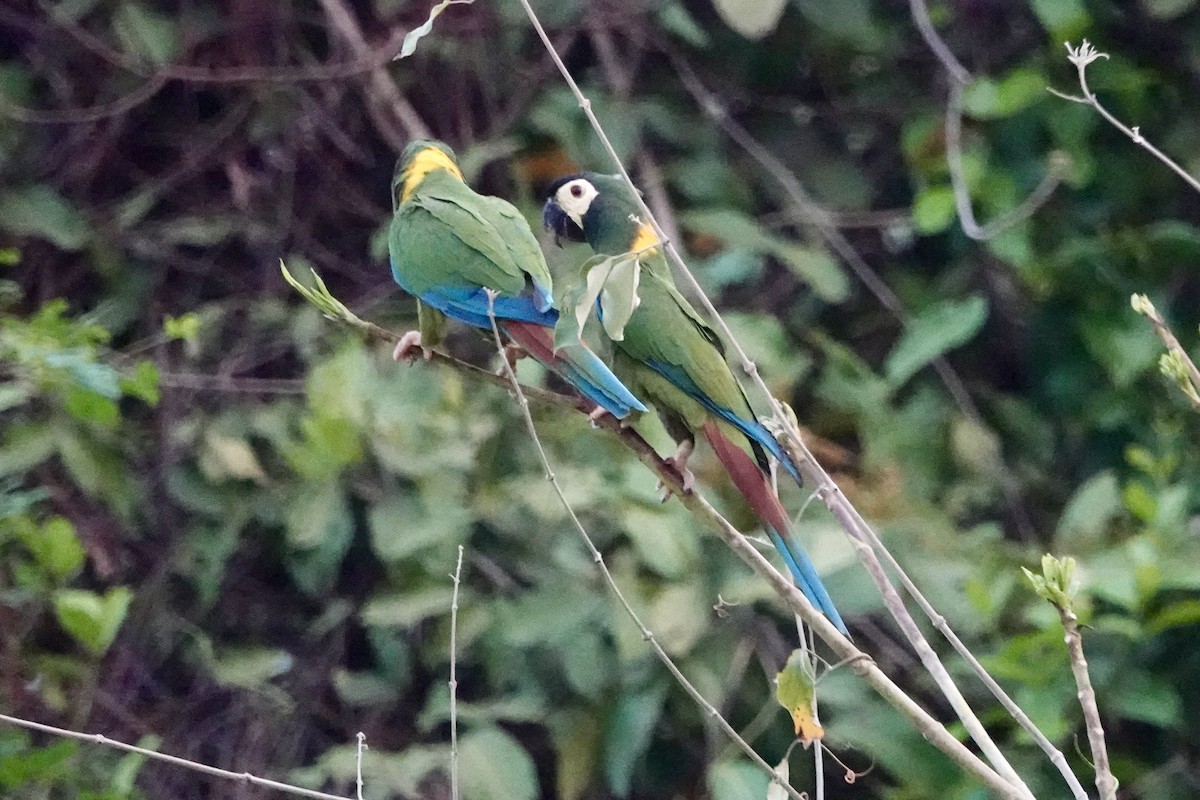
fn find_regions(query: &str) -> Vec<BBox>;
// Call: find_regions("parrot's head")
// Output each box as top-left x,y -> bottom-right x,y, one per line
543,173 -> 658,256
393,140 -> 464,209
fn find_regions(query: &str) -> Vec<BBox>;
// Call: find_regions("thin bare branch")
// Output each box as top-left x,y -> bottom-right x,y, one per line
318,0 -> 432,146
944,81 -> 1069,241
0,713 -> 355,800
449,545 -> 464,800
907,0 -> 971,84
1053,40 -> 1200,195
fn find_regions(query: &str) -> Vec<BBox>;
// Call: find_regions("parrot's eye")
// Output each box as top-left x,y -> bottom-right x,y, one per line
570,184 -> 583,198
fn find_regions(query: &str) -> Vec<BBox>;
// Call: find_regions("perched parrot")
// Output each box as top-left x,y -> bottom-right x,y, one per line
543,173 -> 847,634
388,141 -> 645,419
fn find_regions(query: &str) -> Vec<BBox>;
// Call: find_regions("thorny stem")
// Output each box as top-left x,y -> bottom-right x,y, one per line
1058,607 -> 1118,800
517,5 -> 1031,797
449,545 -> 464,800
0,713 -> 355,800
1051,40 -> 1200,195
355,733 -> 367,800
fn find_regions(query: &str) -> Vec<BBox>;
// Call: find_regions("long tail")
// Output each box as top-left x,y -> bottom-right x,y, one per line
503,321 -> 646,419
703,420 -> 847,635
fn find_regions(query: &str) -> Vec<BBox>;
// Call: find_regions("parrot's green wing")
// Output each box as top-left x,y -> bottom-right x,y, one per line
398,171 -> 542,295
618,265 -> 755,422
474,193 -> 554,295
389,199 -> 526,297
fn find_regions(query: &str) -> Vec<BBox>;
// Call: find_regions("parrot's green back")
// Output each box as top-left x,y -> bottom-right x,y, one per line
390,168 -> 551,299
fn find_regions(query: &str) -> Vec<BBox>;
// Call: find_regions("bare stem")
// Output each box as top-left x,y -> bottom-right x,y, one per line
449,544 -> 464,800
1059,607 -> 1117,800
355,732 -> 367,800
1051,40 -> 1200,195
0,713 -> 355,800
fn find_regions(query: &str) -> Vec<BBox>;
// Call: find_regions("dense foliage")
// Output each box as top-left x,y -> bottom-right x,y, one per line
4,0 -> 1200,798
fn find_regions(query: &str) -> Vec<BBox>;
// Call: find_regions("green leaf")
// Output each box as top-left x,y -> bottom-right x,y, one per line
19,516 -> 85,580
162,313 -> 200,343
211,647 -> 294,688
1055,470 -> 1123,550
711,0 -> 787,40
0,186 -> 90,251
119,360 -> 160,405
775,243 -> 849,303
458,727 -> 538,800
774,648 -> 824,743
360,587 -> 457,628
1029,0 -> 1090,34
621,505 -> 699,579
604,683 -> 667,796
911,185 -> 957,234
656,3 -> 710,47
707,758 -> 771,800
199,432 -> 268,484
1142,0 -> 1197,20
53,586 -> 133,656
396,0 -> 477,59
680,208 -> 847,301
113,2 -> 178,66
368,488 -> 469,563
555,253 -> 642,346
963,69 -> 1048,119
884,295 -> 988,388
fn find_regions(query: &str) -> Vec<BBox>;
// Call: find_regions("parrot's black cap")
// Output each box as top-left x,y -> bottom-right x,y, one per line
542,173 -> 588,246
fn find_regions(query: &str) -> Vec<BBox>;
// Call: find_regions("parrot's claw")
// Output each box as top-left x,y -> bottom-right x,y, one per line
657,441 -> 696,501
393,330 -> 432,363
587,406 -> 612,428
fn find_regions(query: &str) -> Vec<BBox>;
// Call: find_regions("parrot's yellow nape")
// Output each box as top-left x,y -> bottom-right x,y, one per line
399,146 -> 464,202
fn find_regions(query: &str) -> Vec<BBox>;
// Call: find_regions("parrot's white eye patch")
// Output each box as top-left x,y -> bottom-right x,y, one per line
555,179 -> 598,226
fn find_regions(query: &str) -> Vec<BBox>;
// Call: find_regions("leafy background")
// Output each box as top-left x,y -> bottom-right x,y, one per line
3,0 -> 1200,798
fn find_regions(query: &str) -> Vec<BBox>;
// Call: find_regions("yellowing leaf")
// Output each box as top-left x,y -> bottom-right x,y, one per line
775,649 -> 824,744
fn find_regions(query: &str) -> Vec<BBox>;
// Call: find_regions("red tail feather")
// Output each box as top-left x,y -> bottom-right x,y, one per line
501,321 -> 557,365
703,420 -> 791,534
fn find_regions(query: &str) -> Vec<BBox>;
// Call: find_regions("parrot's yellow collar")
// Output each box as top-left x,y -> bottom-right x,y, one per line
400,147 -> 464,201
630,222 -> 661,254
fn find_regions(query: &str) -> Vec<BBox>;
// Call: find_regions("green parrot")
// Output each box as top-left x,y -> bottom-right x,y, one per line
388,141 -> 645,419
543,173 -> 847,634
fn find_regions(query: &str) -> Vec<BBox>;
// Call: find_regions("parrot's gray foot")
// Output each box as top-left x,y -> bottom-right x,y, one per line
393,330 -> 432,363
658,441 -> 695,501
587,406 -> 612,428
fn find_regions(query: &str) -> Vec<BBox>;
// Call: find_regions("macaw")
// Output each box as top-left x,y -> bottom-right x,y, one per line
543,173 -> 847,634
388,141 -> 645,419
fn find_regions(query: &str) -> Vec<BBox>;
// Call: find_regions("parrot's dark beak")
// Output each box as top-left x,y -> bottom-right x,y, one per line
541,197 -> 586,247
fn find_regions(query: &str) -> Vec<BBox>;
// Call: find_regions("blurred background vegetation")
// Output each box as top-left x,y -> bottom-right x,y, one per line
3,0 -> 1200,798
